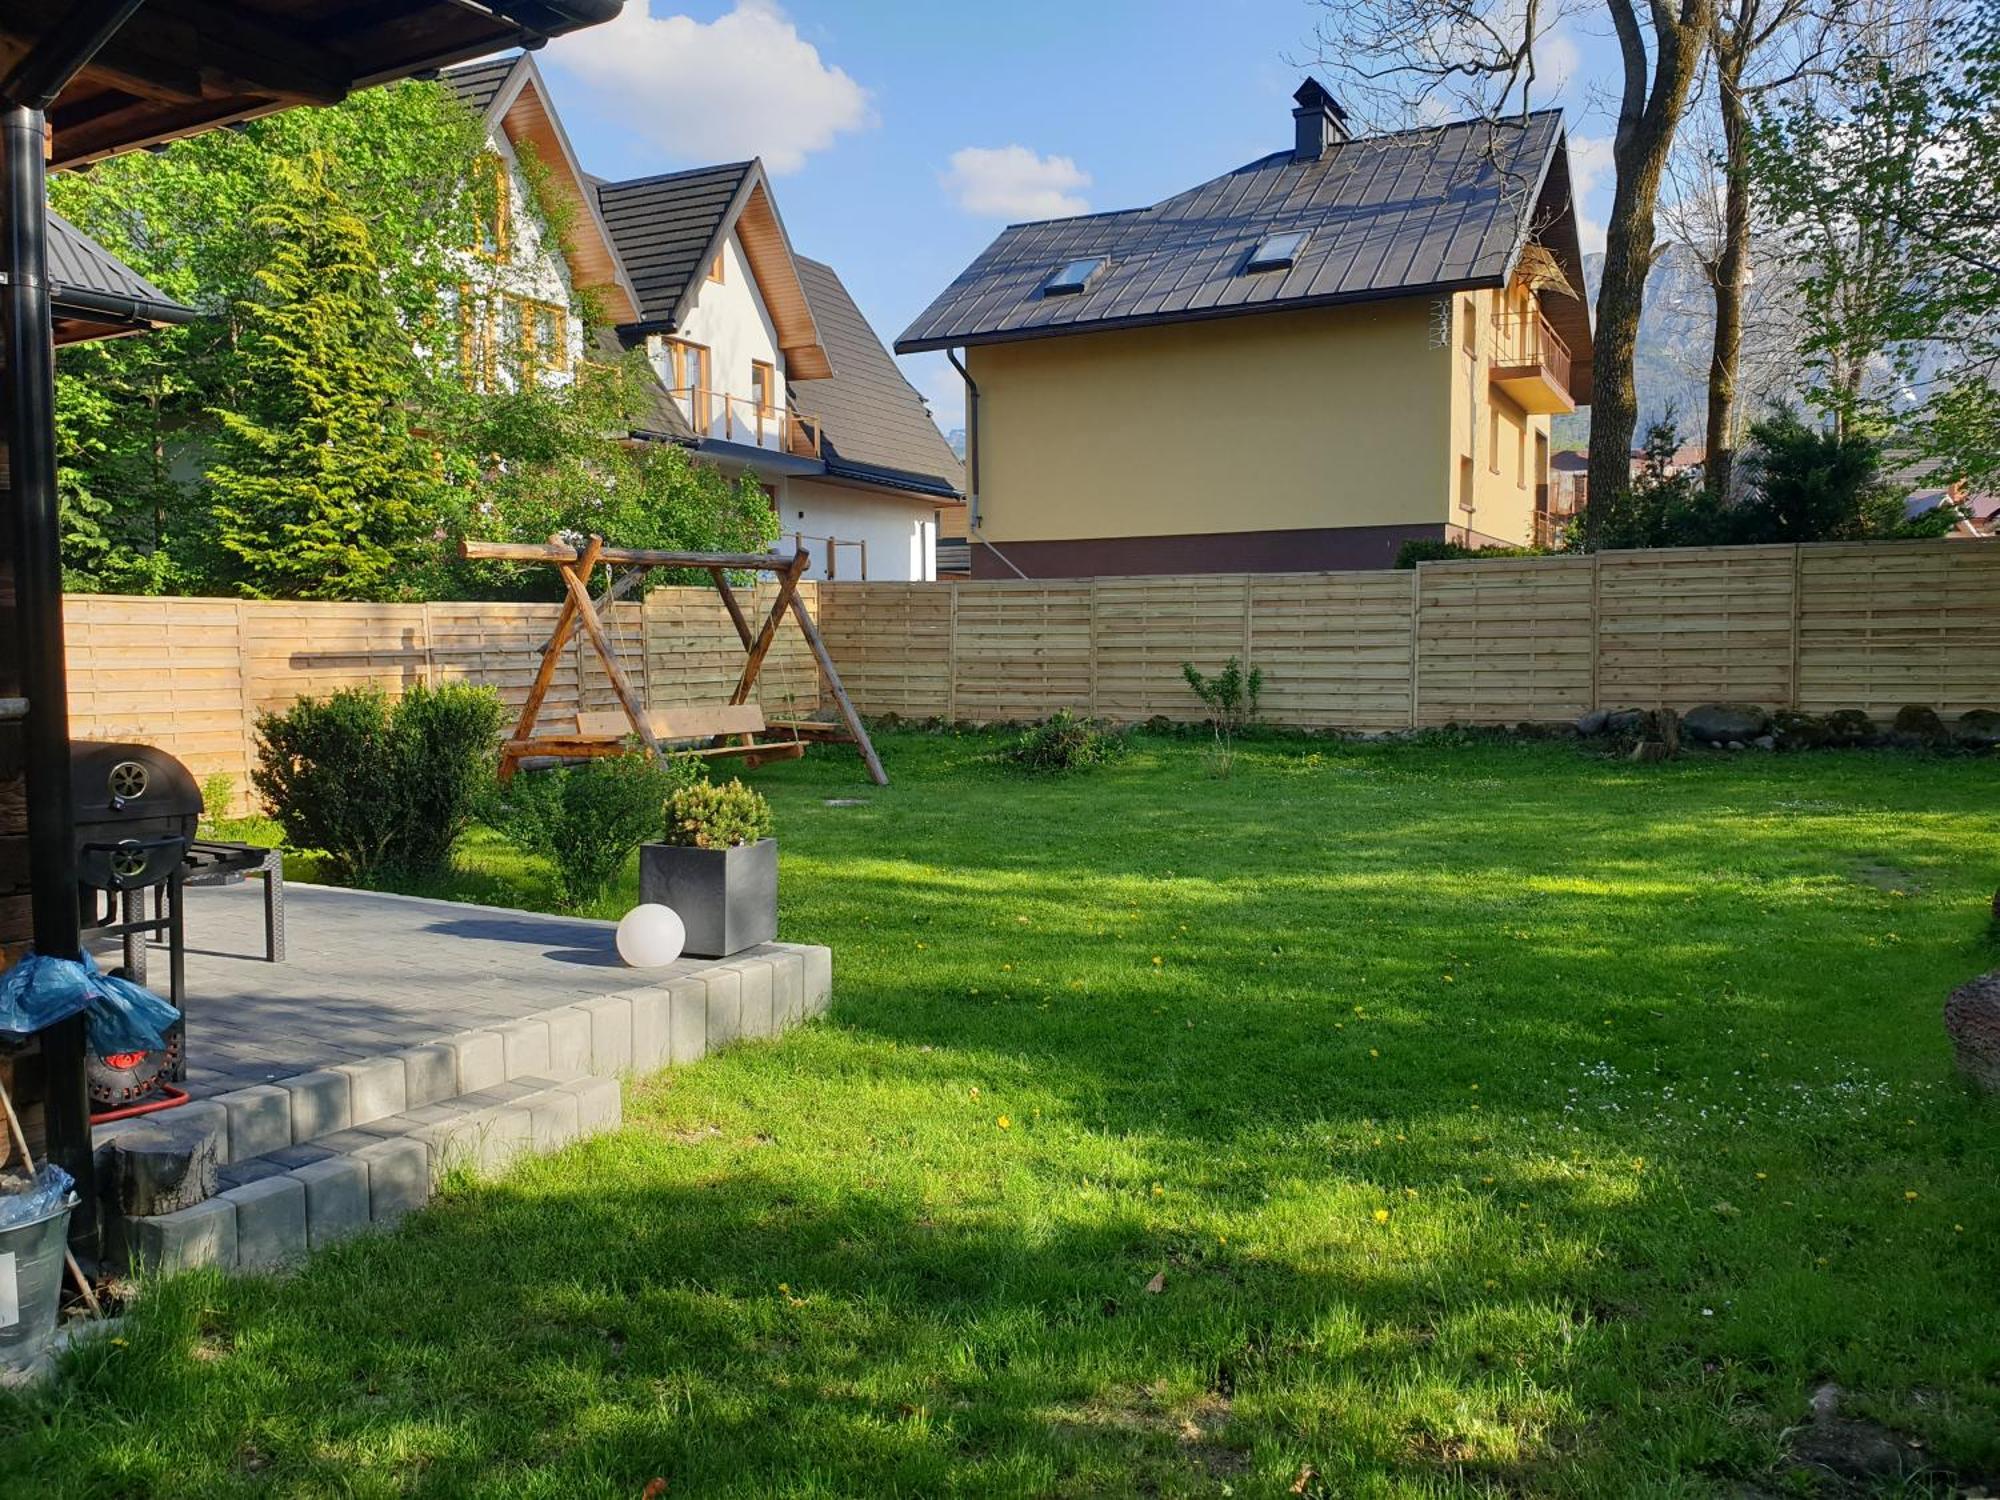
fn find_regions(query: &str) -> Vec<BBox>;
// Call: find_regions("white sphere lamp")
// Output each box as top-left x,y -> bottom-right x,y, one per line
617,904 -> 686,968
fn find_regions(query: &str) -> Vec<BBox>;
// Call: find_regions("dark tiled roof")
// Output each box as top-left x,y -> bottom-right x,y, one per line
39,210 -> 196,328
439,55 -> 517,119
595,162 -> 754,326
791,258 -> 964,500
593,327 -> 692,441
898,112 -> 1567,353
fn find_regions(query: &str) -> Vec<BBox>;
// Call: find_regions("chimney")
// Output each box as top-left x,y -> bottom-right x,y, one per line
1292,78 -> 1350,161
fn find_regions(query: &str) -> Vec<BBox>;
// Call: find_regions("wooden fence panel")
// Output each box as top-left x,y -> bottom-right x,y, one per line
425,601 -> 575,724
952,582 -> 1093,722
1094,576 -> 1249,722
1415,557 -> 1596,724
1796,542 -> 2000,715
1596,545 -> 1797,709
1250,572 -> 1416,730
641,582 -> 823,716
817,583 -> 952,717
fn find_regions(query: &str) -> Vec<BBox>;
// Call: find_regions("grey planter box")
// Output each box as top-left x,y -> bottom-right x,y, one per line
638,838 -> 777,959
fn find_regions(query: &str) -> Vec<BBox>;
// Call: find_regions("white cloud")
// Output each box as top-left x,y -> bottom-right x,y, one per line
941,145 -> 1091,220
549,1 -> 871,173
1532,28 -> 1582,104
1567,133 -> 1615,255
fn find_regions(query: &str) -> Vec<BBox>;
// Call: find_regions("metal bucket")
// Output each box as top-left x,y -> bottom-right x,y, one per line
0,1196 -> 75,1373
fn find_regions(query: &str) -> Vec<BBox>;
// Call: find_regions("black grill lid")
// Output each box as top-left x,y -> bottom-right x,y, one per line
70,741 -> 204,823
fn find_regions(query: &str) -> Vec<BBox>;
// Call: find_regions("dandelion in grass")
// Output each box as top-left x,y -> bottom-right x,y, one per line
1905,1191 -> 1919,1201
1369,1049 -> 1380,1059
1374,1209 -> 1391,1224
997,1115 -> 1011,1130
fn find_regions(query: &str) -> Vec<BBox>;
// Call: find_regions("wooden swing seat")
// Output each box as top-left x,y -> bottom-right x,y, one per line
505,704 -> 807,771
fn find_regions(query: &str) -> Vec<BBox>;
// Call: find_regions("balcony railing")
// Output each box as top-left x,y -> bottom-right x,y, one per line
1488,310 -> 1574,414
666,385 -> 824,458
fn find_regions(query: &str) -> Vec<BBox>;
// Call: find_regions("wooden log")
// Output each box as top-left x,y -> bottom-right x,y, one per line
787,590 -> 887,786
558,542 -> 662,760
462,539 -> 793,571
499,535 -> 599,782
730,552 -> 809,708
709,568 -> 754,649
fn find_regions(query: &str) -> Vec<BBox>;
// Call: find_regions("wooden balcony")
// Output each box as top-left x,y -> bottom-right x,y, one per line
667,386 -> 824,458
1488,311 -> 1575,415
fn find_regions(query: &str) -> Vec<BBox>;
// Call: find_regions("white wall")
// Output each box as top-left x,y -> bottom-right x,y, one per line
648,230 -> 787,448
775,477 -> 941,582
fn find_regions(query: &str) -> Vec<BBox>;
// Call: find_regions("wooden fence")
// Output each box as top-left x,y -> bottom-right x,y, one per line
56,540 -> 2000,811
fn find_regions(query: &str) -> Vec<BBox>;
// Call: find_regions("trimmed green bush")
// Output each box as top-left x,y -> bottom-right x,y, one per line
252,682 -> 503,882
493,751 -> 693,909
1002,709 -> 1125,774
662,776 -> 775,850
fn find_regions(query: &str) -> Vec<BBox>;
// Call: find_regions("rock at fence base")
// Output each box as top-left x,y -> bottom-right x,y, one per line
1890,704 -> 1949,747
106,1112 -> 223,1217
1683,703 -> 1771,744
1604,708 -> 1650,737
1753,735 -> 1777,750
1575,709 -> 1610,736
1945,970 -> 2000,1095
1823,708 -> 1877,746
1770,710 -> 1829,750
1952,708 -> 2000,749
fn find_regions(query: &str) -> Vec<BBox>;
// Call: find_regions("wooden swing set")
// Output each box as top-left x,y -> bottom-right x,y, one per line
460,535 -> 886,786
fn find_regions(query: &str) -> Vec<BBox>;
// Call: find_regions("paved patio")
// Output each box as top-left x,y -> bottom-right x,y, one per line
145,881 -> 739,1099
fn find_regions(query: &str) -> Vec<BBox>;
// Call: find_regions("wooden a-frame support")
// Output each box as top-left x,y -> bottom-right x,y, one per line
461,535 -> 886,786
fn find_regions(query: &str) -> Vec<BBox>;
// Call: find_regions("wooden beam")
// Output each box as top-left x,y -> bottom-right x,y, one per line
729,551 -> 808,708
709,567 -> 754,648
462,538 -> 793,571
499,534 -> 598,782
557,539 -> 662,761
787,591 -> 887,787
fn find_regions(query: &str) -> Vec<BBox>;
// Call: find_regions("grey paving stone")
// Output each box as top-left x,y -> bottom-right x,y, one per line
800,945 -> 833,1017
221,1175 -> 308,1271
526,1089 -> 581,1151
216,1159 -> 285,1190
495,1018 -> 551,1080
629,988 -> 671,1071
354,1137 -> 430,1225
578,996 -> 634,1075
333,1056 -> 407,1127
121,1196 -> 237,1275
542,1007 -> 593,1077
671,975 -> 713,1063
278,1069 -> 352,1143
768,950 -> 805,1029
266,1143 -> 336,1170
214,1085 -> 291,1163
732,957 -> 776,1039
397,1045 -> 459,1109
561,1076 -> 622,1135
445,1030 -> 507,1094
294,1156 -> 372,1250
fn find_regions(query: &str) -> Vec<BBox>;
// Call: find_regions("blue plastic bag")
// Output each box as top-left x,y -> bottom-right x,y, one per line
0,1164 -> 73,1230
0,950 -> 180,1054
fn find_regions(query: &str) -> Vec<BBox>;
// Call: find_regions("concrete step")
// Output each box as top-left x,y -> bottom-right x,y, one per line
101,941 -> 832,1275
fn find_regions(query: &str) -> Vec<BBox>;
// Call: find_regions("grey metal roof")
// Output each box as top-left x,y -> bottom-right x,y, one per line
439,55 -> 517,120
38,210 -> 197,331
595,162 -> 754,326
791,258 -> 964,500
897,111 -> 1571,354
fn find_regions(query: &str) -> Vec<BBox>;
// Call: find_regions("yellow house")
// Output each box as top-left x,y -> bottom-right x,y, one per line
899,81 -> 1593,577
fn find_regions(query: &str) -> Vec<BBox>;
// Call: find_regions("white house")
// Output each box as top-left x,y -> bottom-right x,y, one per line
446,56 -> 964,580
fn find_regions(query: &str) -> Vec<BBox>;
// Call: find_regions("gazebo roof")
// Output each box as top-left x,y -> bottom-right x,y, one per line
0,1 -> 621,169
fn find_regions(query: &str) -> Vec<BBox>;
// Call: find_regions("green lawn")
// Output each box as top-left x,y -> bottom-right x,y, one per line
7,731 -> 2000,1497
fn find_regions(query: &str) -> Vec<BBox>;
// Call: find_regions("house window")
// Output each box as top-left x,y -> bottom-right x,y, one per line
474,155 -> 510,261
1245,230 -> 1307,272
1458,456 -> 1475,514
515,297 -> 569,378
1461,295 -> 1476,354
1042,257 -> 1106,296
498,297 -> 523,384
664,338 -> 711,427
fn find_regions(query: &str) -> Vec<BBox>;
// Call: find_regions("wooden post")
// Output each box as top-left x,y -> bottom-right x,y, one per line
709,567 -> 754,648
499,535 -> 598,781
730,551 -> 808,708
788,589 -> 887,786
557,537 -> 661,760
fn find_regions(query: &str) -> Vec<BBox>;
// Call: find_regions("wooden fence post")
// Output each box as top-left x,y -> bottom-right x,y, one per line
1407,565 -> 1422,730
947,584 -> 960,724
1588,551 -> 1602,712
1788,544 -> 1804,710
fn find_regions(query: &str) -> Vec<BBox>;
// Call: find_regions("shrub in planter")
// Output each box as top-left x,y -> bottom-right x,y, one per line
492,751 -> 692,910
642,778 -> 778,958
253,682 -> 504,882
1002,709 -> 1124,774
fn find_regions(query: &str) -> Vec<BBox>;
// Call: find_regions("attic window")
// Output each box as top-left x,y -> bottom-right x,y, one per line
1042,257 -> 1106,296
1245,231 -> 1307,272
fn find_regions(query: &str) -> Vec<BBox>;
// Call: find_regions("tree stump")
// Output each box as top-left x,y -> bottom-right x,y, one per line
1944,970 -> 2000,1094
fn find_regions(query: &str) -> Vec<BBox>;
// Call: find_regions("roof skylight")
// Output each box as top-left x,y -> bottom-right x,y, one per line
1042,257 -> 1106,296
1245,231 -> 1308,272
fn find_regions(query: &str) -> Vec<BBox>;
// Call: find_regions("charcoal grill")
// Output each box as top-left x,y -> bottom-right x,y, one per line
70,741 -> 201,1115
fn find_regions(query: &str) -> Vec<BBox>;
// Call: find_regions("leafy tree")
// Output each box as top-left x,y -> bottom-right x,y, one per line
1587,418 -> 1737,549
206,161 -> 440,599
1732,407 -> 1944,541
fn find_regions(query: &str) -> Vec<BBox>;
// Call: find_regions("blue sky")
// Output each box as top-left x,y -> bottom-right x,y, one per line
535,0 -> 1623,435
